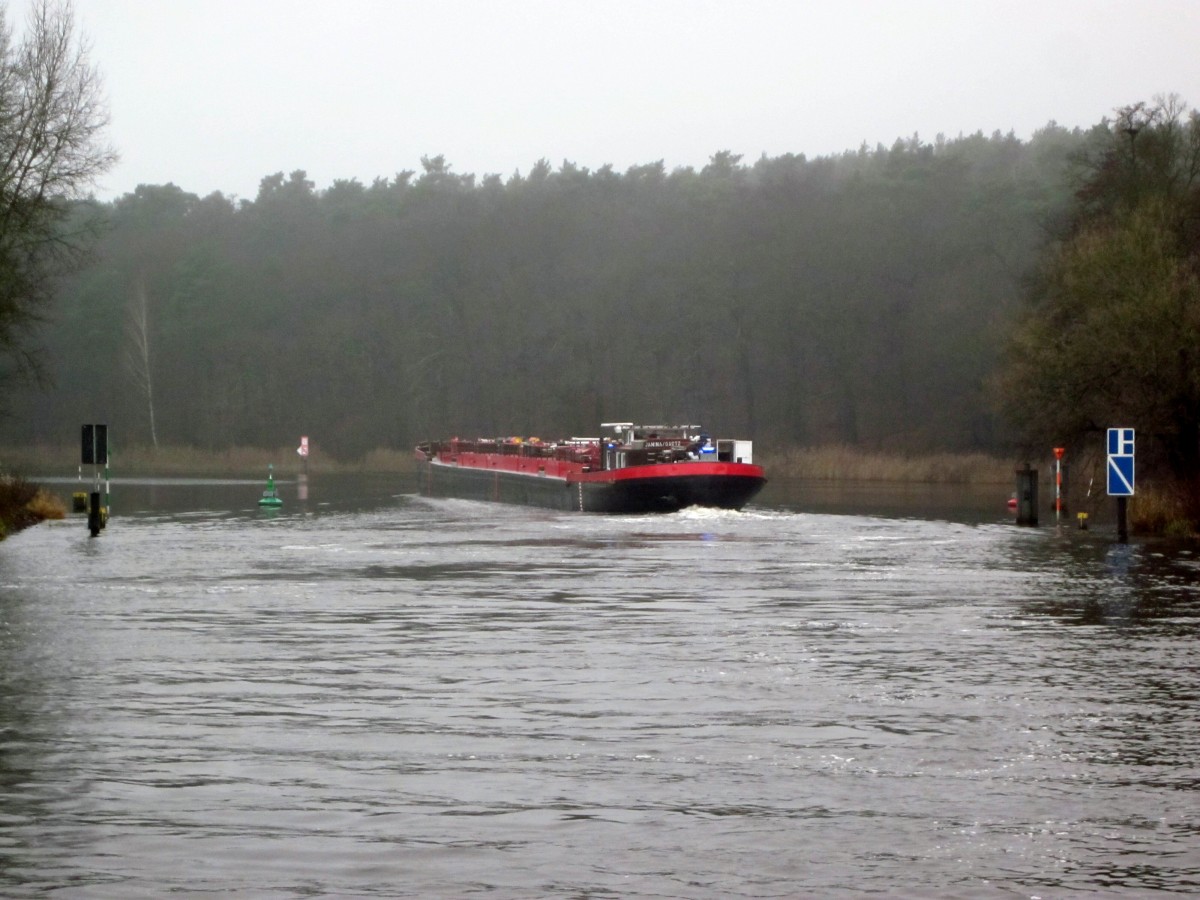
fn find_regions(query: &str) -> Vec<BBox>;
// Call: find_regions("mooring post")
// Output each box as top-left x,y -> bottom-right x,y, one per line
1053,447 -> 1066,521
81,423 -> 109,535
87,491 -> 102,537
1015,464 -> 1038,526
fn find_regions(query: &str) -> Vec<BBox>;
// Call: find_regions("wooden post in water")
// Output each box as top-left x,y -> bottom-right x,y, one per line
1015,464 -> 1038,526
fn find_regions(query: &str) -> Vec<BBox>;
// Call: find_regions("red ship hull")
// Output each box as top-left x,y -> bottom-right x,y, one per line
416,457 -> 765,513
417,427 -> 763,513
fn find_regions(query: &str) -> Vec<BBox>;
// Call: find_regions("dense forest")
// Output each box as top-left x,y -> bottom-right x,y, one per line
3,125 -> 1098,459
998,97 -> 1200,491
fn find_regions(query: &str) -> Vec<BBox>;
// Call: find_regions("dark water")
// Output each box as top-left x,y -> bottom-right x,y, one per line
1,476 -> 1198,898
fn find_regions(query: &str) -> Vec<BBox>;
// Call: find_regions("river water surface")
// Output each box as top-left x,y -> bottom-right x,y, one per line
1,476 -> 1198,897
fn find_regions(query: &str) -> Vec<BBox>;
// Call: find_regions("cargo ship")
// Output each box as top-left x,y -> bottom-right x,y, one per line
414,422 -> 766,513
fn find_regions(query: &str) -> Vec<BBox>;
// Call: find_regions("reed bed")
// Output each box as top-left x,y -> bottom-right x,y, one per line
7,442 -> 1011,482
0,475 -> 66,538
25,487 -> 67,520
0,443 -> 418,477
7,441 -> 1198,537
761,445 -> 1013,484
1129,482 -> 1200,537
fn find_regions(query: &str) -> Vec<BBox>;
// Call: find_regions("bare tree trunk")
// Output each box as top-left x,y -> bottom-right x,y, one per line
125,279 -> 158,448
0,0 -> 116,392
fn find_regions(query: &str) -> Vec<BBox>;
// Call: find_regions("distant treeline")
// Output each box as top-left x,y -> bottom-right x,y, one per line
5,127 -> 1098,459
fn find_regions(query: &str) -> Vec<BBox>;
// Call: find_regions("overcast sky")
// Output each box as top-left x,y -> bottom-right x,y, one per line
11,0 -> 1200,201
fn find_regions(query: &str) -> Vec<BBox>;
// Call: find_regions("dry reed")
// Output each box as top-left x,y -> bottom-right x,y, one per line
6,442 -> 1013,482
26,488 -> 66,520
0,474 -> 66,537
1129,483 -> 1198,536
0,443 -> 417,476
760,446 -> 1012,484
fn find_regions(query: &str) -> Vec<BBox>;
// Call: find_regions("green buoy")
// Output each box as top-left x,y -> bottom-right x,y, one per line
258,464 -> 283,508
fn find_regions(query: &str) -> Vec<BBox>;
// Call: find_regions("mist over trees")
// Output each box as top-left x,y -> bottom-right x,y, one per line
0,7 -> 1190,490
5,125 -> 1093,459
997,96 -> 1200,483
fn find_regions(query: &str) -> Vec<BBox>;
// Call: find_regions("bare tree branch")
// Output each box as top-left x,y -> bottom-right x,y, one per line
0,0 -> 115,390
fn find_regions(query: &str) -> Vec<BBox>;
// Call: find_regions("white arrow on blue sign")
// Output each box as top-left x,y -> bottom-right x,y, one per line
1106,427 -> 1135,496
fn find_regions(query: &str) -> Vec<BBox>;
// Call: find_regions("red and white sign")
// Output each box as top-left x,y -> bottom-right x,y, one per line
298,436 -> 309,457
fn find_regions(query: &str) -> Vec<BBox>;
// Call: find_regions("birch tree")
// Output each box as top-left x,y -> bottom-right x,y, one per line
124,278 -> 157,447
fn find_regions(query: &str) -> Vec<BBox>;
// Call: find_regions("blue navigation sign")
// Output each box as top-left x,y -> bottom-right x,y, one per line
1107,427 -> 1135,496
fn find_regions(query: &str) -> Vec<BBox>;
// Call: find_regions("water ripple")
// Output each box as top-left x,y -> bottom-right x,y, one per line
1,480 -> 1197,897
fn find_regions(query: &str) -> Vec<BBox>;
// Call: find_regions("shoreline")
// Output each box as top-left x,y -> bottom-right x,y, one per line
3,442 -> 1016,482
1,444 -> 415,479
6,445 -> 1196,538
0,475 -> 67,539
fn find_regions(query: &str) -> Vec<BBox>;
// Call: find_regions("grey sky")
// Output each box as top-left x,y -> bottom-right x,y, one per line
13,0 -> 1200,201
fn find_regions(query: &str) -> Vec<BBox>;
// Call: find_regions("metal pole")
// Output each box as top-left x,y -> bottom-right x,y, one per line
1053,447 -> 1065,523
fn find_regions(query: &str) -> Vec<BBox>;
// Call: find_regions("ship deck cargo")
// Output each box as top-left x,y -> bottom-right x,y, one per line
414,422 -> 766,514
